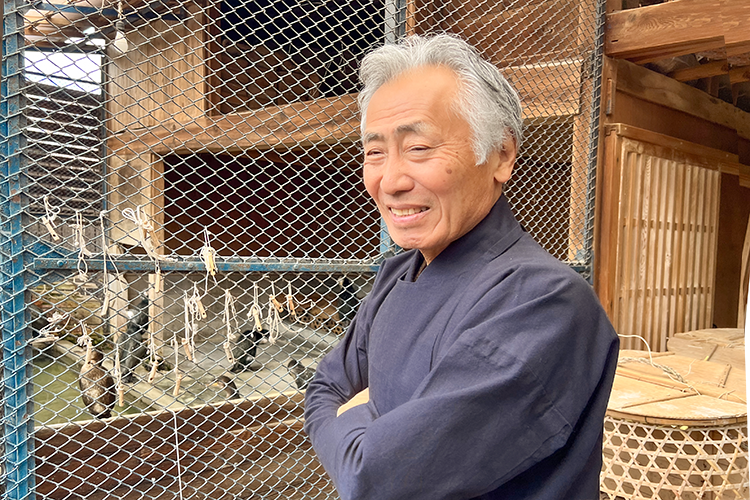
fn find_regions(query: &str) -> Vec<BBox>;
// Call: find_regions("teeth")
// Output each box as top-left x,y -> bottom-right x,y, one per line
391,207 -> 425,216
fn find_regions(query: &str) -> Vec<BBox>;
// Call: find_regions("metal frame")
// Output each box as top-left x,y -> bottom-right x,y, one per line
2,0 -> 34,496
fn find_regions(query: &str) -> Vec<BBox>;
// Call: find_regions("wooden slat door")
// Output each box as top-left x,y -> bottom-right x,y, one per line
598,125 -> 733,351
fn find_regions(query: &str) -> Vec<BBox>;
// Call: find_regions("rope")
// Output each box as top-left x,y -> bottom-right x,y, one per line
286,282 -> 297,321
29,311 -> 70,345
74,210 -> 92,283
182,291 -> 198,362
76,321 -> 94,365
200,228 -> 218,295
266,282 -> 284,344
42,195 -> 61,241
266,287 -> 281,345
99,211 -> 127,405
170,409 -> 185,500
172,335 -> 183,397
248,283 -> 263,332
617,334 -> 697,391
223,289 -> 238,364
121,205 -> 164,262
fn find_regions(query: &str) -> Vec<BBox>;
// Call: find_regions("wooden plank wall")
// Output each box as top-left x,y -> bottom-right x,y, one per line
603,125 -> 724,351
106,2 -> 208,133
33,392 -> 334,500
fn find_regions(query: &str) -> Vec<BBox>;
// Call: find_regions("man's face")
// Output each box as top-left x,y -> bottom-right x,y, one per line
362,65 -> 515,263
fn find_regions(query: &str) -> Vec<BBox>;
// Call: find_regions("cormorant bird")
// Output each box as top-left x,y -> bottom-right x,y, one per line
119,297 -> 149,383
211,375 -> 240,400
79,350 -> 116,419
336,276 -> 359,325
230,328 -> 268,373
287,358 -> 316,391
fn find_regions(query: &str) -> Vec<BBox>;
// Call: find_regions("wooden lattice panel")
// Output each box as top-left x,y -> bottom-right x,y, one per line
599,125 -> 733,352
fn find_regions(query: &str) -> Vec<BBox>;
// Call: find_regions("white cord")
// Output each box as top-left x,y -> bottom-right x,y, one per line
171,409 -> 185,500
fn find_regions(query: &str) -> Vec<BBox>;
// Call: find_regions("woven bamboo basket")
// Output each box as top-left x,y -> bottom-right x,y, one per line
601,350 -> 748,499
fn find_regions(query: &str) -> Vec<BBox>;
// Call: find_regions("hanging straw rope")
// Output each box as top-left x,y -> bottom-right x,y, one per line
286,282 -> 297,321
248,283 -> 263,332
74,210 -> 92,283
172,335 -> 183,397
122,205 -> 165,385
76,321 -> 94,365
269,282 -> 284,314
42,195 -> 61,241
266,296 -> 281,345
99,211 -> 127,405
200,228 -> 218,295
223,289 -> 239,364
193,282 -> 207,321
121,205 -> 165,262
29,311 -> 70,345
180,286 -> 204,363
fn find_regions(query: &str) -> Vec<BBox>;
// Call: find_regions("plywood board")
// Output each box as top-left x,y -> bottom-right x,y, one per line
608,374 -> 691,410
668,327 -> 745,368
612,394 -> 747,426
106,2 -> 208,133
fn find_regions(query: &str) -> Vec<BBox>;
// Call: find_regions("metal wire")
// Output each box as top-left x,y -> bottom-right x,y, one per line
1,0 -> 604,498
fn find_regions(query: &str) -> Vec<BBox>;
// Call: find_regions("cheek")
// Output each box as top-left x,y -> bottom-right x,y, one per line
362,169 -> 379,198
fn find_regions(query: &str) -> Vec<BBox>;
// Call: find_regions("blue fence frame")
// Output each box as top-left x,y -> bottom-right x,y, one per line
2,0 -> 34,495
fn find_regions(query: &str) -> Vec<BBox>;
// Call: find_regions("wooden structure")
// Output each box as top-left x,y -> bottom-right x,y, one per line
103,0 -> 599,262
601,350 -> 748,499
596,0 -> 750,349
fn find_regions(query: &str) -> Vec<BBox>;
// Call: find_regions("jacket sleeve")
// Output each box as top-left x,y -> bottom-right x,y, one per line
304,273 -> 618,500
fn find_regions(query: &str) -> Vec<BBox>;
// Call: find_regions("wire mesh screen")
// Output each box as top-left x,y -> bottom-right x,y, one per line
2,0 -> 603,498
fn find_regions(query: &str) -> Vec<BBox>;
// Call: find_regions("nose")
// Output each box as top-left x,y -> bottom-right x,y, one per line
379,154 -> 414,195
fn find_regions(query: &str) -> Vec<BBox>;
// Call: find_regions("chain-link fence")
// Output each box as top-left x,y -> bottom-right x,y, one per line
2,0 -> 604,497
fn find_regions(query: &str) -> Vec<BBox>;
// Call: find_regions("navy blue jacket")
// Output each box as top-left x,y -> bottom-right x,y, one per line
304,196 -> 619,499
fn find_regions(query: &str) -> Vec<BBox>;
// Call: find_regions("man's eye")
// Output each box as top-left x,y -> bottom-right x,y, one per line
366,150 -> 383,157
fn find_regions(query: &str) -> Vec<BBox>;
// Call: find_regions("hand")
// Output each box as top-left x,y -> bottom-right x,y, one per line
337,388 -> 369,416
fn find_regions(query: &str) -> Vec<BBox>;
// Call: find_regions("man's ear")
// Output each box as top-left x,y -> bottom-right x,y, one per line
492,135 -> 517,185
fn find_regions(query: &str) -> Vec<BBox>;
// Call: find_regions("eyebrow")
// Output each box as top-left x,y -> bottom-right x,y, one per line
362,122 -> 427,145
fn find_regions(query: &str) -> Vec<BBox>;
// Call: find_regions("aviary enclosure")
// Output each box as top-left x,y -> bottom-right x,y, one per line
1,0 -> 603,497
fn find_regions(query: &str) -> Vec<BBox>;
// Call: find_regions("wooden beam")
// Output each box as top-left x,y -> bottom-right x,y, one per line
615,58 -> 750,140
669,60 -> 730,82
605,0 -> 750,64
729,65 -> 750,84
111,59 -> 586,156
109,94 -> 360,155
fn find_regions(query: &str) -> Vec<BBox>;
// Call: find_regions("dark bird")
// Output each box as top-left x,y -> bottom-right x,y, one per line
230,328 -> 268,373
119,297 -> 149,383
211,375 -> 240,400
336,276 -> 359,325
287,358 -> 316,391
78,350 -> 116,419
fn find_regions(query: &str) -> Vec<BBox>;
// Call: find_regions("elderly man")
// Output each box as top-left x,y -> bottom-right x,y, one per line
304,34 -> 619,500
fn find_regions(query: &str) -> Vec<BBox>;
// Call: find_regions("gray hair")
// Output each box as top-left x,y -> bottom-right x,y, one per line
358,34 -> 523,165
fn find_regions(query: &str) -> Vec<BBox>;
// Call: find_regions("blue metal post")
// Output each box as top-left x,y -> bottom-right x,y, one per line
1,0 -> 33,496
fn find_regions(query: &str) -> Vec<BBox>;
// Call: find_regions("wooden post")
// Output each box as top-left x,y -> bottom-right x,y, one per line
106,150 -> 166,350
739,214 -> 750,327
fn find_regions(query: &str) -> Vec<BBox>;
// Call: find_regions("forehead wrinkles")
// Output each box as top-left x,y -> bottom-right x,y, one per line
362,121 -> 429,146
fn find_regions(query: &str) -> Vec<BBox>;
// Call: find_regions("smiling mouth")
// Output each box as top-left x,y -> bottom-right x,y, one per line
390,207 -> 428,216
